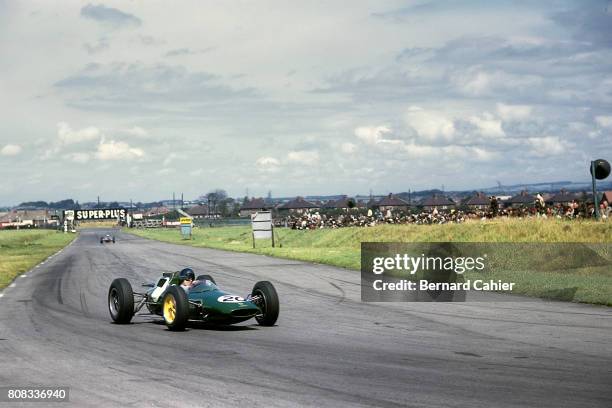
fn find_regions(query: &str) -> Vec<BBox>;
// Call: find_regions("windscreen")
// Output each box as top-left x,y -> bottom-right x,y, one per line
189,280 -> 217,293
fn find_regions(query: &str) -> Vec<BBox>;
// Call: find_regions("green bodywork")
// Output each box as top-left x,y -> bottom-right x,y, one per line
146,273 -> 261,324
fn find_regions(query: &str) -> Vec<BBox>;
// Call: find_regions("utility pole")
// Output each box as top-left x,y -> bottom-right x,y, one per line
173,192 -> 176,210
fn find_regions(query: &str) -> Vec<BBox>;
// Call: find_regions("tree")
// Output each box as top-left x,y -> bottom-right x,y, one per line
218,197 -> 235,217
204,189 -> 227,216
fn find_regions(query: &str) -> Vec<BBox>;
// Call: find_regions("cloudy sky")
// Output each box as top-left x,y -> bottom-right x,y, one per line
1,1 -> 611,204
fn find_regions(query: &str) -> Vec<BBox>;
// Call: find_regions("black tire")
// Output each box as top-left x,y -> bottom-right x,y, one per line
252,281 -> 279,326
112,237 -> 116,243
196,274 -> 216,285
162,286 -> 189,331
100,238 -> 103,244
108,278 -> 134,324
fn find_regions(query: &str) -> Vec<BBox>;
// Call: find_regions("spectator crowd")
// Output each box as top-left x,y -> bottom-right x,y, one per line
277,196 -> 610,230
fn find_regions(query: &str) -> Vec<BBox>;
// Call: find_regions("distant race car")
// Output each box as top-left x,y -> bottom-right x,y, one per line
108,269 -> 279,331
100,234 -> 115,244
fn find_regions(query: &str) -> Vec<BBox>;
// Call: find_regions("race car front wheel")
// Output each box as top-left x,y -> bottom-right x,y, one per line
252,281 -> 279,326
162,286 -> 189,331
108,278 -> 134,324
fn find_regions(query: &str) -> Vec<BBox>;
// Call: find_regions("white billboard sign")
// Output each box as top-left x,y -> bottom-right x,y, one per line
251,211 -> 274,245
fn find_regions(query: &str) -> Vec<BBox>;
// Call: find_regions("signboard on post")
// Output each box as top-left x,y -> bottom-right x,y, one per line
71,208 -> 127,221
251,211 -> 274,248
180,217 -> 192,240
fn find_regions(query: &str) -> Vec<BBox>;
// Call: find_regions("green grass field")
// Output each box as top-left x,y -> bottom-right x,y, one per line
128,219 -> 612,305
0,230 -> 76,289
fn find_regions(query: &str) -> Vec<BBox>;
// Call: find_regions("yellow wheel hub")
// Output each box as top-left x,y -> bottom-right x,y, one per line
163,295 -> 176,323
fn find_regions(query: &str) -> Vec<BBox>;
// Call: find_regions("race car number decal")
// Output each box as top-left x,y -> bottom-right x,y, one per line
217,295 -> 245,303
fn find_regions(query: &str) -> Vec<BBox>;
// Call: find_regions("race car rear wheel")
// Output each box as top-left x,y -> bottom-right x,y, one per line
196,274 -> 216,284
252,281 -> 279,326
162,286 -> 189,331
108,278 -> 134,324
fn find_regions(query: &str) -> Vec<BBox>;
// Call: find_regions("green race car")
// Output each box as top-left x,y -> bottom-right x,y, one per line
108,269 -> 279,331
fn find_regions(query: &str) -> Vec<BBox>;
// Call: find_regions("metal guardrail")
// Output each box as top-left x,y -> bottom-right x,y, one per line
193,218 -> 251,228
130,218 -> 251,229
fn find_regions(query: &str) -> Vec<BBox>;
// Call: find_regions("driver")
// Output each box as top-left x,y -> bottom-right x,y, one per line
178,267 -> 196,292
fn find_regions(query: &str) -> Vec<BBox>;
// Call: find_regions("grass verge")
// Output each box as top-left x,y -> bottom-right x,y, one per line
127,219 -> 612,305
0,230 -> 76,289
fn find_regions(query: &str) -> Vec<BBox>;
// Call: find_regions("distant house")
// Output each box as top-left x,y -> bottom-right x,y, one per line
601,191 -> 612,206
145,206 -> 170,217
330,196 -> 359,210
322,199 -> 337,209
377,194 -> 410,212
239,198 -> 271,217
547,190 -> 576,205
187,204 -> 210,219
0,209 -> 55,228
507,191 -> 535,208
421,194 -> 455,211
278,197 -> 319,213
464,192 -> 489,210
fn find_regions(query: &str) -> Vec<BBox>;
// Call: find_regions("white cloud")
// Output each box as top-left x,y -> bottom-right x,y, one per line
405,107 -> 455,141
526,136 -> 568,157
497,103 -> 532,122
595,115 -> 612,128
469,113 -> 505,138
95,139 -> 144,160
256,157 -> 280,166
401,143 -> 497,162
355,126 -> 392,145
471,146 -> 498,161
352,120 -> 497,162
255,156 -> 281,172
57,122 -> 100,144
340,142 -> 357,154
287,150 -> 319,165
1,144 -> 22,156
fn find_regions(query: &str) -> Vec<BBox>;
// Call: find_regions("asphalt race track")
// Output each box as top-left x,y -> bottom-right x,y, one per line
1,229 -> 611,407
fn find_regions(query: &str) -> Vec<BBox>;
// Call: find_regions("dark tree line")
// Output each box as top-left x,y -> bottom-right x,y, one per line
17,199 -> 80,210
